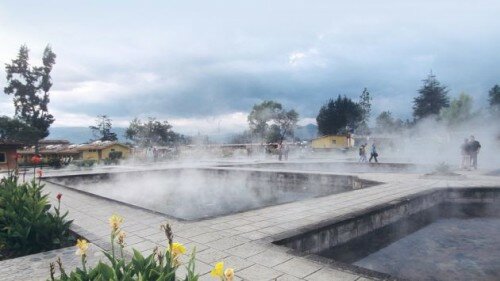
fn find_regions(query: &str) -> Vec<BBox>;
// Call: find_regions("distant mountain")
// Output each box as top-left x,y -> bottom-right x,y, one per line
48,127 -> 128,144
295,123 -> 318,140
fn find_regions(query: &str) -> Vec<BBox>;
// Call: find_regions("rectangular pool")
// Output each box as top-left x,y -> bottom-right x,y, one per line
46,168 -> 378,220
274,188 -> 500,281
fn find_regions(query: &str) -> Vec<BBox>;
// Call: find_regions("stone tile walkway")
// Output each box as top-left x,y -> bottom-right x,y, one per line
0,166 -> 498,280
0,244 -> 104,281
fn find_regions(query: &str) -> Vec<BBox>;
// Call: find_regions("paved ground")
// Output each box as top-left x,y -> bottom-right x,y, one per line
0,162 -> 498,281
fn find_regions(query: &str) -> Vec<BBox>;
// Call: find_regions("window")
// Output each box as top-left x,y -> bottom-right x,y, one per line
331,139 -> 337,144
0,152 -> 6,163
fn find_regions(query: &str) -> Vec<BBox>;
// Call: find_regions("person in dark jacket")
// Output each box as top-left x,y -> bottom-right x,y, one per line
468,135 -> 481,169
369,143 -> 378,163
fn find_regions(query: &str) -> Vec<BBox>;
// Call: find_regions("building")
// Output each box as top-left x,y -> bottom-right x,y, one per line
0,141 -> 23,171
18,141 -> 132,164
77,141 -> 132,161
18,145 -> 80,165
311,135 -> 355,150
18,139 -> 78,165
38,139 -> 71,146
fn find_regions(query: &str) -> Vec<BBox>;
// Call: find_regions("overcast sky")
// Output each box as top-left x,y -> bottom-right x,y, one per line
1,1 -> 499,134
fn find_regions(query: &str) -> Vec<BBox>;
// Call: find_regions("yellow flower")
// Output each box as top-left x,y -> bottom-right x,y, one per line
75,239 -> 89,256
117,230 -> 126,246
170,242 -> 186,257
108,214 -> 123,231
210,261 -> 224,278
224,268 -> 234,281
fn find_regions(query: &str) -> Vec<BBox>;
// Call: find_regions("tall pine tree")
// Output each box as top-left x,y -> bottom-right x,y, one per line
4,45 -> 56,142
356,88 -> 372,135
412,72 -> 449,120
489,84 -> 500,110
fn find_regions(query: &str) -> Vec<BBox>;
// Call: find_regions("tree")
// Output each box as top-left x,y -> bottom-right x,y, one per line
125,117 -> 185,147
274,109 -> 299,142
266,124 -> 283,143
90,115 -> 118,141
489,84 -> 500,111
440,93 -> 474,126
247,101 -> 298,143
359,88 -> 372,122
248,101 -> 282,141
375,111 -> 404,134
355,88 -> 372,135
413,72 -> 450,120
0,116 -> 41,143
316,95 -> 363,136
4,45 -> 56,141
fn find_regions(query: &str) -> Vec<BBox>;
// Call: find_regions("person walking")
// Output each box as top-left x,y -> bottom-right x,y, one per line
468,135 -> 481,169
277,142 -> 283,161
359,144 -> 367,163
369,143 -> 378,163
460,138 -> 470,170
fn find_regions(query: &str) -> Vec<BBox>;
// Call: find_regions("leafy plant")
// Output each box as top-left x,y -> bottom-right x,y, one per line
104,151 -> 123,165
0,175 -> 73,259
50,217 -> 207,281
73,160 -> 96,168
48,158 -> 63,169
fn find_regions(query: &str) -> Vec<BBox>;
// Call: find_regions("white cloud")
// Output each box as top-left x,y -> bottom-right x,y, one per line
52,80 -> 125,104
287,48 -> 325,68
298,117 -> 316,126
170,112 -> 248,135
288,52 -> 306,65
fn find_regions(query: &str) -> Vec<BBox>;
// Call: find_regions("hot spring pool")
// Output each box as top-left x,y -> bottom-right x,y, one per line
354,217 -> 500,281
46,168 -> 377,220
274,188 -> 500,281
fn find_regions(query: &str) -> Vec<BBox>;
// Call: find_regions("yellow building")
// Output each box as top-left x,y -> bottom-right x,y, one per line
78,142 -> 132,162
311,135 -> 354,150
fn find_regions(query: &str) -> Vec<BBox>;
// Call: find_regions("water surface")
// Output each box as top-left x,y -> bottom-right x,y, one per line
354,218 -> 500,281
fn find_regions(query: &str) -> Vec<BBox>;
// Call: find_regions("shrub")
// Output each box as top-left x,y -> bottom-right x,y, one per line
73,160 -> 96,168
48,158 -> 63,169
0,176 -> 73,259
108,151 -> 123,161
104,151 -> 123,165
50,216 -> 236,281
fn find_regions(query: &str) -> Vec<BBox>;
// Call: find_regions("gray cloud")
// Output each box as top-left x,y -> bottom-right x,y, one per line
1,0 -> 499,129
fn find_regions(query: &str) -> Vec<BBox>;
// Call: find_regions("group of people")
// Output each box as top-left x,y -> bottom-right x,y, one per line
277,142 -> 289,161
460,135 -> 482,170
359,143 -> 379,163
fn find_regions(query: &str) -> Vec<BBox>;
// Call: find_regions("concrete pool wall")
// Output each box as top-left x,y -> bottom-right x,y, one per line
219,161 -> 426,174
273,187 -> 500,255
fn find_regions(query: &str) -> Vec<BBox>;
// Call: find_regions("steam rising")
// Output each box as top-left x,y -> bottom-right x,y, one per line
54,169 -> 363,220
374,112 -> 500,169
